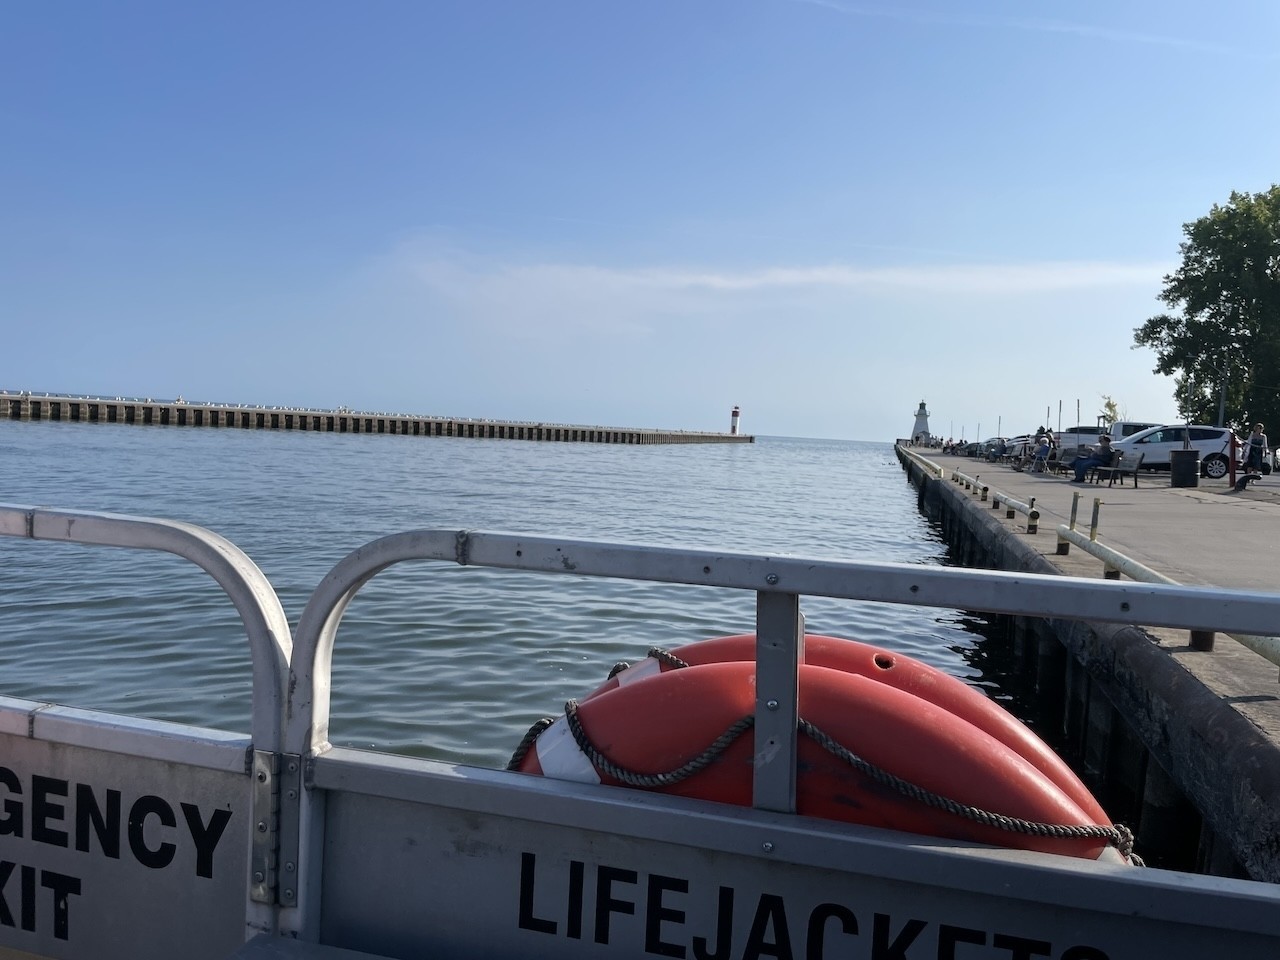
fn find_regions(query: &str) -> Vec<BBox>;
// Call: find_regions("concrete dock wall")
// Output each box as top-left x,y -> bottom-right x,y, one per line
900,447 -> 1280,883
1,392 -> 752,445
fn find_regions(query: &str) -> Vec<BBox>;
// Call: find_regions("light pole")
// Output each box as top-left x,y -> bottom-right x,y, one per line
1217,351 -> 1229,427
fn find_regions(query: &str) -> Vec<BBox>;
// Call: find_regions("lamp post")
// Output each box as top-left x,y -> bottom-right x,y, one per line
1217,351 -> 1229,428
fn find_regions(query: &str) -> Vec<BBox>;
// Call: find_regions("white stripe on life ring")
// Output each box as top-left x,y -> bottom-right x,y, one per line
614,657 -> 661,687
534,716 -> 601,783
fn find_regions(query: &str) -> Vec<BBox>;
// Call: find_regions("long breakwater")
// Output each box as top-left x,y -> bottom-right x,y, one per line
1,390 -> 752,445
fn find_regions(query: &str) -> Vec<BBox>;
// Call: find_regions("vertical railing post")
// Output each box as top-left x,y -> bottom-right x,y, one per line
753,590 -> 804,813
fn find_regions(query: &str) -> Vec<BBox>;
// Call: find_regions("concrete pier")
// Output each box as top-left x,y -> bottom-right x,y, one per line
1,391 -> 753,445
897,444 -> 1280,883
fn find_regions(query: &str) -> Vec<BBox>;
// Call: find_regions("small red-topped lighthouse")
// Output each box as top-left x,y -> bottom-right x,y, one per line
730,406 -> 741,435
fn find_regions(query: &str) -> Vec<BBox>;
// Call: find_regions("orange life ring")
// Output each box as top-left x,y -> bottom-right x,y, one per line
585,633 -> 1107,825
517,658 -> 1119,860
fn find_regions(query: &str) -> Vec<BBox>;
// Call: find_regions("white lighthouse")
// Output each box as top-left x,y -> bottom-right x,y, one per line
730,405 -> 741,435
911,401 -> 931,446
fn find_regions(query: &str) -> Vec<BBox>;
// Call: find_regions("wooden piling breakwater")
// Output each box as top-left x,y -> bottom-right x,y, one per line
1,391 -> 753,445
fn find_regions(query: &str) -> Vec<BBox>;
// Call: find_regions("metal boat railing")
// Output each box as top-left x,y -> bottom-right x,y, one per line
4,505 -> 1280,959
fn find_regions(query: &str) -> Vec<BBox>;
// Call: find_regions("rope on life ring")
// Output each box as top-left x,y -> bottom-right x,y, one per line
511,696 -> 1141,865
798,718 -> 1141,864
563,700 -> 754,788
506,717 -> 556,771
647,647 -> 689,670
585,637 -> 1112,831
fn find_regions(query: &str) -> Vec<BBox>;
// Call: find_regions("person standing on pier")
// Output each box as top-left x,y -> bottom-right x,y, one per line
1245,423 -> 1268,474
1069,435 -> 1115,482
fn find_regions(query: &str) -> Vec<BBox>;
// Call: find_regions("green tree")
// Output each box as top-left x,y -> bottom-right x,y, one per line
1134,186 -> 1280,429
1099,395 -> 1120,427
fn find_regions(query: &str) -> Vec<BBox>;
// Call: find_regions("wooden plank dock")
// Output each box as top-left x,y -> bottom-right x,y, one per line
1,390 -> 753,445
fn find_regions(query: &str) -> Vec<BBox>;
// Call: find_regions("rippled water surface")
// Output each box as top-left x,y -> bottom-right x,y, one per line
0,420 -> 993,767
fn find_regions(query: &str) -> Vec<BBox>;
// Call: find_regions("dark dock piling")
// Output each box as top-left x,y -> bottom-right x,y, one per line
2,391 -> 753,445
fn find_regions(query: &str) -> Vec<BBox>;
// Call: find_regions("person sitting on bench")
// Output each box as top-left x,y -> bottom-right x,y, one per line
1029,436 -> 1052,473
1070,435 -> 1114,482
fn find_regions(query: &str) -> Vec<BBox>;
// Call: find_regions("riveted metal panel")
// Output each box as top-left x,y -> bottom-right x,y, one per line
0,714 -> 252,960
306,750 -> 1280,960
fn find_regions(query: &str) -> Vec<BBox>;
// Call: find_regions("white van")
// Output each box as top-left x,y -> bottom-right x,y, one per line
1107,420 -> 1162,440
1057,421 -> 1160,457
1056,426 -> 1102,456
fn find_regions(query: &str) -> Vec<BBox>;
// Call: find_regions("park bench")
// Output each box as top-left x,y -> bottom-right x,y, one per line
1092,452 -> 1144,487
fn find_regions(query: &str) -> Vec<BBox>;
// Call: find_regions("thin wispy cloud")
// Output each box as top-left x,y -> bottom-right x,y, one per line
403,254 -> 1168,299
358,239 -> 1170,345
788,0 -> 1252,57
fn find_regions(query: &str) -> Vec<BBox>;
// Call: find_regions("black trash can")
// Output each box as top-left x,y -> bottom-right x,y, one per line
1169,448 -> 1200,487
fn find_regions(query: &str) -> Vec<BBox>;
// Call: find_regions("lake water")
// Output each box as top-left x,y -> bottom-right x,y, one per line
0,420 -> 1003,768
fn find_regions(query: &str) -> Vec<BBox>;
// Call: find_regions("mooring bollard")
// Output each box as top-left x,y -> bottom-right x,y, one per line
1190,630 -> 1216,652
1059,493 -> 1104,554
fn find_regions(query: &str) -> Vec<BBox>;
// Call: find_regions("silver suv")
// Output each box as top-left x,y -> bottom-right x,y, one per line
1110,425 -> 1239,479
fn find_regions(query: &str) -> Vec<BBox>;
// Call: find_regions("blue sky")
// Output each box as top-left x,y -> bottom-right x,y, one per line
4,1 -> 1277,441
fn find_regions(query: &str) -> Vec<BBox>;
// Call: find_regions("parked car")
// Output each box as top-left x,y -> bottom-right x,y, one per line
998,437 -> 1039,463
1110,425 -> 1241,479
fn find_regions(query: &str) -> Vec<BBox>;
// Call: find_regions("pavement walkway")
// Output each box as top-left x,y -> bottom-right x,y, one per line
929,451 -> 1280,591
911,449 -> 1280,746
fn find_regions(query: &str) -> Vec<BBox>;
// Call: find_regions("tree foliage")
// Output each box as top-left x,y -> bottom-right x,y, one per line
1134,186 -> 1280,429
1099,395 -> 1120,427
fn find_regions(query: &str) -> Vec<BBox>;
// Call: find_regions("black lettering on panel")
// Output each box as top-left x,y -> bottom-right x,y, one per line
0,768 -> 21,838
807,903 -> 857,960
1060,947 -> 1110,960
181,803 -> 232,879
76,784 -> 121,859
567,859 -> 584,940
0,861 -> 14,928
938,924 -> 986,960
743,894 -> 792,960
692,887 -> 734,960
517,852 -> 557,934
20,865 -> 35,932
42,870 -> 81,941
127,795 -> 177,869
872,914 -> 927,960
593,865 -> 637,946
992,932 -> 1053,960
31,777 -> 69,847
645,873 -> 688,958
